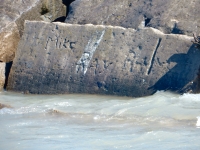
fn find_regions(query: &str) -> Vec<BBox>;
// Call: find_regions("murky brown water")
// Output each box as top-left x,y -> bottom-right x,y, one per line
0,91 -> 200,150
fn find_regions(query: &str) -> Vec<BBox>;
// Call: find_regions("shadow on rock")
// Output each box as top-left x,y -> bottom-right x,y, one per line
149,44 -> 200,93
53,0 -> 75,22
53,16 -> 66,22
62,0 -> 75,17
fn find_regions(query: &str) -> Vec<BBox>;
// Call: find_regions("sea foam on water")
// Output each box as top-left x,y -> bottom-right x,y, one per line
197,117 -> 200,128
0,91 -> 200,150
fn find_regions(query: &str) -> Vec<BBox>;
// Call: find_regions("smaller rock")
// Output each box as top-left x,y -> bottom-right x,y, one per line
0,103 -> 12,109
0,0 -> 67,62
0,23 -> 20,62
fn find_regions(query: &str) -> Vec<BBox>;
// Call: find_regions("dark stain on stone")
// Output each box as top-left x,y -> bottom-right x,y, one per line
138,45 -> 143,50
40,4 -> 49,15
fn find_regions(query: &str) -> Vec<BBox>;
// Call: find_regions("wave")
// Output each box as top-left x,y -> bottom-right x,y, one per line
1,107 -> 197,129
196,117 -> 200,128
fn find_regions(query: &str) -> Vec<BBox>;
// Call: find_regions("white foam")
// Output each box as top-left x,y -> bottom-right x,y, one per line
0,108 -> 13,114
196,117 -> 200,128
54,102 -> 72,107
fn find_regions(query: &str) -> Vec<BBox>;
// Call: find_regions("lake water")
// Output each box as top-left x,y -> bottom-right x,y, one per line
0,91 -> 200,150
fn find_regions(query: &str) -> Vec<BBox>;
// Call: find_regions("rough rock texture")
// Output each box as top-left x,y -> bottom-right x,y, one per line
65,0 -> 200,36
0,63 -> 5,90
7,21 -> 200,97
15,0 -> 67,36
0,23 -> 20,62
0,0 -> 66,62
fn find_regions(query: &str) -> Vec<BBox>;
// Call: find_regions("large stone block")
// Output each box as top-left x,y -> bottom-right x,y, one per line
65,0 -> 200,36
7,21 -> 200,97
0,0 -> 66,62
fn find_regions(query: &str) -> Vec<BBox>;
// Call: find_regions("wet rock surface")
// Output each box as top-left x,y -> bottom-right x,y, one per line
65,0 -> 200,36
7,21 -> 200,97
0,103 -> 11,109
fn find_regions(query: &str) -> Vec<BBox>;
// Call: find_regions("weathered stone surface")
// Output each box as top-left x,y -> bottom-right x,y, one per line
0,63 -> 5,90
7,21 -> 200,97
0,23 -> 20,62
65,0 -> 200,36
15,0 -> 67,36
0,0 -> 66,62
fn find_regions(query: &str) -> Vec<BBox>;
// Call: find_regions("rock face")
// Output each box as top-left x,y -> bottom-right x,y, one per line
0,0 -> 66,62
0,23 -> 20,62
7,21 -> 200,97
65,0 -> 200,36
0,63 -> 5,90
0,0 -> 66,89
